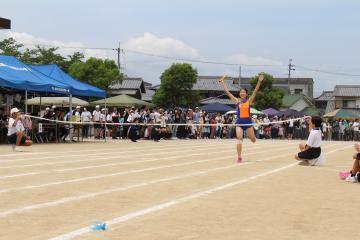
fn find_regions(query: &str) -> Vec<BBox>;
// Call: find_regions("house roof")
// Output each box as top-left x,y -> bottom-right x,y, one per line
193,78 -> 239,92
200,97 -> 235,105
282,94 -> 315,109
314,91 -> 334,101
109,77 -> 146,93
334,85 -> 360,97
141,88 -> 155,102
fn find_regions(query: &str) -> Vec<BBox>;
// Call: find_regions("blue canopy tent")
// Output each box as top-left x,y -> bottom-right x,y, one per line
201,102 -> 233,113
28,64 -> 105,98
0,55 -> 70,94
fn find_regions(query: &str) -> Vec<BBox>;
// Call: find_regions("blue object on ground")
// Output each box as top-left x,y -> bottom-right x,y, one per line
91,221 -> 107,231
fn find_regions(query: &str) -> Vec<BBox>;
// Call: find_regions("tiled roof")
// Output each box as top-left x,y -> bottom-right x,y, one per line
200,97 -> 235,105
110,78 -> 142,90
282,95 -> 303,107
325,100 -> 335,113
193,77 -> 239,91
334,85 -> 360,97
314,91 -> 334,101
141,88 -> 155,102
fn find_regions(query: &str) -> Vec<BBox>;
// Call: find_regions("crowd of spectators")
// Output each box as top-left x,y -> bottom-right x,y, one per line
0,106 -> 359,143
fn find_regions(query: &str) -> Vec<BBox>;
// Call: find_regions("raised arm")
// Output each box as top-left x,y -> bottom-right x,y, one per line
248,73 -> 264,104
218,75 -> 238,103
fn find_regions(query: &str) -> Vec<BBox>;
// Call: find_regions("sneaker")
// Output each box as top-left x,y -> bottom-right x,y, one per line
236,156 -> 242,164
14,147 -> 24,152
345,176 -> 357,183
356,172 -> 360,183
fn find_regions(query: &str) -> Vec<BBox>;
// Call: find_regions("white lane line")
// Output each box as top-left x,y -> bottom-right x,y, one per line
47,145 -> 351,240
0,144 -> 342,218
0,141 -> 215,158
0,143 -> 231,169
0,151 -> 296,218
0,142 -> 296,169
0,144 -> 298,191
0,172 -> 41,180
48,163 -> 298,240
0,141 -> 219,163
54,143 -> 295,172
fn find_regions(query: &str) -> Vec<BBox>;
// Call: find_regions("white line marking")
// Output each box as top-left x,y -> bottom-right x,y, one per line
47,145 -> 351,240
0,172 -> 41,180
0,151 -> 295,218
0,141 -> 220,163
0,144 -> 298,192
0,142 -> 296,169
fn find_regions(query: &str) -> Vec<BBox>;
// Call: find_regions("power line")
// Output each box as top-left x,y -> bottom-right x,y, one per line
17,42 -> 360,76
296,65 -> 360,77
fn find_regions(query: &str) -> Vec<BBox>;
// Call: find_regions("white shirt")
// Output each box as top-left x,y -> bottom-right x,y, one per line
353,122 -> 360,132
93,110 -> 101,121
306,129 -> 322,148
8,118 -> 24,136
81,111 -> 92,122
289,120 -> 294,127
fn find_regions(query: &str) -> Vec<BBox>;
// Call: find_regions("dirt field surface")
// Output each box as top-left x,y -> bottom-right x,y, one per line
0,139 -> 359,240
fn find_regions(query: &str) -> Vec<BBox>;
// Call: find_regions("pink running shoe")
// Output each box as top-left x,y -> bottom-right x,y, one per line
236,156 -> 243,164
339,171 -> 350,180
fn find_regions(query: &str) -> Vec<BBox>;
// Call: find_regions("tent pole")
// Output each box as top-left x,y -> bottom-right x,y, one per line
69,94 -> 73,143
104,98 -> 107,142
25,90 -> 28,114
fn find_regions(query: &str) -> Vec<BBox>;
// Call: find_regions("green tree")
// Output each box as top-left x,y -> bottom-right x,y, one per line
249,73 -> 284,109
0,37 -> 24,58
21,46 -> 66,67
68,57 -> 122,94
152,63 -> 198,108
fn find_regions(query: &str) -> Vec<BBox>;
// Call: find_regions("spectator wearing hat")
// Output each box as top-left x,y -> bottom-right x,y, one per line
81,107 -> 92,138
92,105 -> 101,139
7,108 -> 32,152
111,107 -> 120,139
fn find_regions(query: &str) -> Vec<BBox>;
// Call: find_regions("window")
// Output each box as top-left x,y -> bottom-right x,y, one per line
343,100 -> 356,108
294,89 -> 303,94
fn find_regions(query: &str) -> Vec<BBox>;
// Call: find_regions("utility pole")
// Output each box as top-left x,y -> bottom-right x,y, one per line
238,65 -> 242,88
288,59 -> 295,94
116,42 -> 121,70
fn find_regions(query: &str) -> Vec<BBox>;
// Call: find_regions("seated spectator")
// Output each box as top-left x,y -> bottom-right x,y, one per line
295,116 -> 322,163
7,108 -> 32,152
128,118 -> 141,142
345,143 -> 360,182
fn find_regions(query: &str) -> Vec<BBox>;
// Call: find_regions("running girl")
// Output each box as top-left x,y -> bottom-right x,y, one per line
219,73 -> 264,163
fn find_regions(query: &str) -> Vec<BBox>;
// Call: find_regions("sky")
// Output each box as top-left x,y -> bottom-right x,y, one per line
1,0 -> 360,96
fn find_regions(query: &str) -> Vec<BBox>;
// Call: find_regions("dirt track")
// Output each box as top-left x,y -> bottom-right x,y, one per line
0,139 -> 358,240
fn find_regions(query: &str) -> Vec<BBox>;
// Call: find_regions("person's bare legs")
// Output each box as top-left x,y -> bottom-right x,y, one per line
235,127 -> 243,162
15,131 -> 23,146
246,127 -> 256,143
355,143 -> 360,152
350,153 -> 360,175
294,143 -> 307,161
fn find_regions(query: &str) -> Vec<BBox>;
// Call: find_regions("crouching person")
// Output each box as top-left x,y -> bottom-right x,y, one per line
344,143 -> 360,182
7,108 -> 32,152
295,116 -> 323,165
128,118 -> 141,142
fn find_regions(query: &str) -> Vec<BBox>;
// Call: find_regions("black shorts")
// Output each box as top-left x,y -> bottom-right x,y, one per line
357,153 -> 360,160
7,133 -> 26,145
94,122 -> 101,129
288,127 -> 294,134
298,147 -> 321,160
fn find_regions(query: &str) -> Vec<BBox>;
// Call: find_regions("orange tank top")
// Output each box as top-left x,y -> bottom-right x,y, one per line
237,100 -> 250,119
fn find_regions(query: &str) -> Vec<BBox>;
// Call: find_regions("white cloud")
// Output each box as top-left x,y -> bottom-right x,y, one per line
226,53 -> 283,66
123,32 -> 199,58
0,31 -> 113,60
